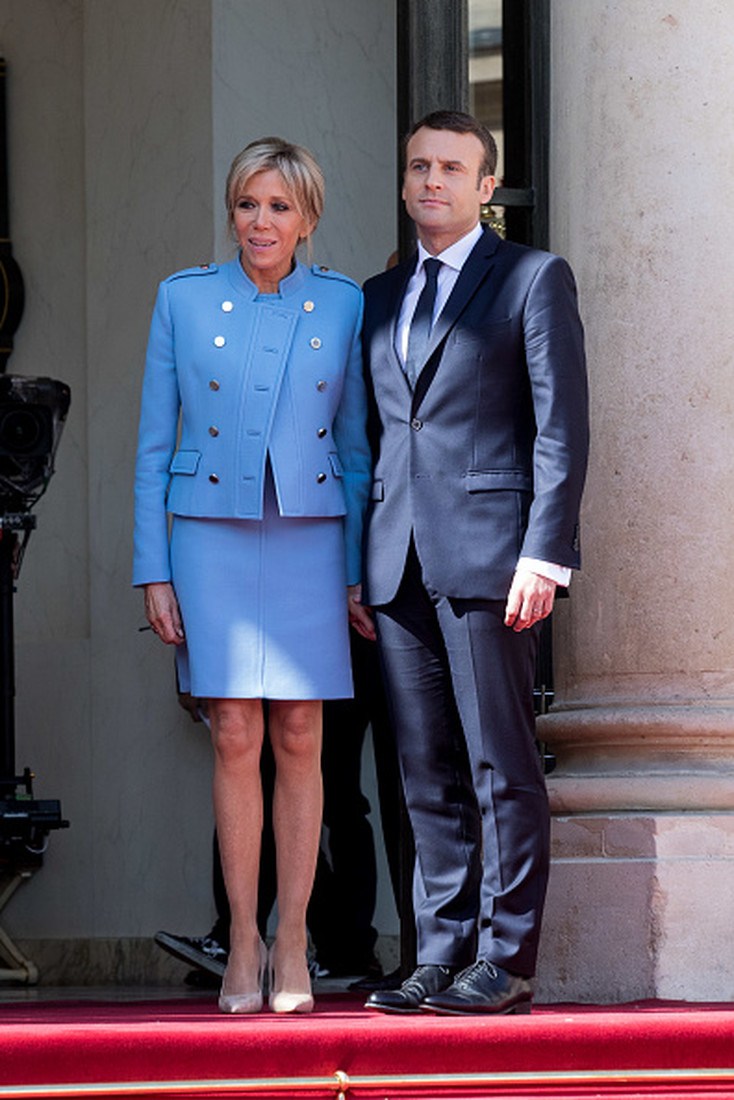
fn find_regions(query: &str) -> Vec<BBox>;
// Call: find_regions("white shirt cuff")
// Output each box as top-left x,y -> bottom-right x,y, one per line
516,557 -> 572,588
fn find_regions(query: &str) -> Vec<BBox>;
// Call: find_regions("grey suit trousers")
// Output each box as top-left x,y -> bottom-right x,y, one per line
374,541 -> 550,978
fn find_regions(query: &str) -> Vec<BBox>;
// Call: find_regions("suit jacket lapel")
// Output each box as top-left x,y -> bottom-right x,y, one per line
383,258 -> 416,391
412,227 -> 501,408
425,227 -> 500,363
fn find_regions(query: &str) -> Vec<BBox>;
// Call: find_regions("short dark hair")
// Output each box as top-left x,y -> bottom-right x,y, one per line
403,110 -> 498,180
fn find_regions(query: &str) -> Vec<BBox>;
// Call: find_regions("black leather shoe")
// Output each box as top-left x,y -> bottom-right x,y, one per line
421,959 -> 532,1015
365,964 -> 457,1014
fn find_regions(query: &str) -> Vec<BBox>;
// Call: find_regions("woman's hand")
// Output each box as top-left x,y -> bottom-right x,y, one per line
144,582 -> 185,645
347,584 -> 376,641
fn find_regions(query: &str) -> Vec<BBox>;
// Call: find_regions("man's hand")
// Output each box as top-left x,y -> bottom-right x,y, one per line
177,691 -> 205,723
504,569 -> 557,632
144,581 -> 185,645
347,583 -> 376,641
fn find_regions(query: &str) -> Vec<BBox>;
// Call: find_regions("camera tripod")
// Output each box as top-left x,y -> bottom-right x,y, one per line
0,513 -> 68,982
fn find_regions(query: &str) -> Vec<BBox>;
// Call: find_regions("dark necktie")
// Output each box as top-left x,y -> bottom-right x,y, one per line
405,257 -> 442,387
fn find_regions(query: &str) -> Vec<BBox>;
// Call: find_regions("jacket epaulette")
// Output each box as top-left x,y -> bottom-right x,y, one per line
312,264 -> 360,292
165,263 -> 219,283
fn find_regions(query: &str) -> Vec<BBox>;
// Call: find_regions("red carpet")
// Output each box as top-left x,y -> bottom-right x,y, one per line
0,992 -> 733,1099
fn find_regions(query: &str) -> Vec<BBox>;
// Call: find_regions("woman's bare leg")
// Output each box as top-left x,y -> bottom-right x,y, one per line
209,697 -> 266,998
268,698 -> 323,1002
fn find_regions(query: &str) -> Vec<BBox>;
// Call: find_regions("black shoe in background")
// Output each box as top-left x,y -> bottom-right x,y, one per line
314,951 -> 383,982
154,931 -> 229,978
183,967 -> 221,989
348,965 -> 402,992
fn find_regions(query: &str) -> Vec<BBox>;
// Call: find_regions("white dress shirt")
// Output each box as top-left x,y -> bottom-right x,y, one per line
397,223 -> 571,589
396,223 -> 484,363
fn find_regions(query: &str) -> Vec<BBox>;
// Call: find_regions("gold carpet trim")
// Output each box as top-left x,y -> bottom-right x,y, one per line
0,1065 -> 733,1097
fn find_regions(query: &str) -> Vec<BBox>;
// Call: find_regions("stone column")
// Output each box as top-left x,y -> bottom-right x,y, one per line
537,1 -> 734,1002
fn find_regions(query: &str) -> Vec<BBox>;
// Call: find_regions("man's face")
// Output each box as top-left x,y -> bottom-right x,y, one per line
402,127 -> 495,252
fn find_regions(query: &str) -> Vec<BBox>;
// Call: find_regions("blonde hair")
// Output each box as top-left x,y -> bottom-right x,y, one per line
225,137 -> 324,251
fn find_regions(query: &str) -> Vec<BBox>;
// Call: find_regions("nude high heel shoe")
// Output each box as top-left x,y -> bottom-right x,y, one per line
268,943 -> 314,1014
218,938 -> 267,1014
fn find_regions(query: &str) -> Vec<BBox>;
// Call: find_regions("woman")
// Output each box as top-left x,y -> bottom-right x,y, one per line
133,138 -> 373,1014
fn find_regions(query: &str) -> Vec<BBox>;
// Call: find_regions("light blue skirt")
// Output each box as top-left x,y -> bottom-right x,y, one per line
170,478 -> 352,700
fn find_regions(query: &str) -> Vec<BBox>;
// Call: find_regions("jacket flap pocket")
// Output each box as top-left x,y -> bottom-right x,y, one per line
465,469 -> 532,492
371,479 -> 385,501
451,317 -> 512,345
169,450 -> 201,475
328,452 -> 344,478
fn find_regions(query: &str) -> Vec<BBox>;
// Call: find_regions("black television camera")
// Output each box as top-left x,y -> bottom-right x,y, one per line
0,374 -> 70,511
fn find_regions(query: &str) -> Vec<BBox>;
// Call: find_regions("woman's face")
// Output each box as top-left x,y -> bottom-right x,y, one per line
234,169 -> 311,293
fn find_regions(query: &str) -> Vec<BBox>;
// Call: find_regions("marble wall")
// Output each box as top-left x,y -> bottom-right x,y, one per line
0,0 -> 396,981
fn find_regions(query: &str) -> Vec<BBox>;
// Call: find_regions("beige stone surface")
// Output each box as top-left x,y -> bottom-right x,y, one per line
540,813 -> 734,1002
543,1 -> 734,1002
550,0 -> 734,706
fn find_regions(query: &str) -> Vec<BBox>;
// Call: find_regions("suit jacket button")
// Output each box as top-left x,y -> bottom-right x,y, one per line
411,417 -> 423,430
316,472 -> 327,483
209,473 -> 220,484
209,426 -> 219,437
317,427 -> 327,438
209,379 -> 220,391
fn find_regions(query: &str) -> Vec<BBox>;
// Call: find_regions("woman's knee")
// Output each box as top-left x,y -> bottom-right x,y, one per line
210,699 -> 263,764
270,701 -> 322,762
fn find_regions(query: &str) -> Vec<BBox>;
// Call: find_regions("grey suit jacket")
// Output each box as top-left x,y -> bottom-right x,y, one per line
362,226 -> 589,605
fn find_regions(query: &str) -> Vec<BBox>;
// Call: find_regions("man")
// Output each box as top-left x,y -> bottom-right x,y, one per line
361,110 -> 588,1015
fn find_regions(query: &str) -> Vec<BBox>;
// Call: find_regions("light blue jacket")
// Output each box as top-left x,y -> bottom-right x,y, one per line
133,257 -> 370,587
